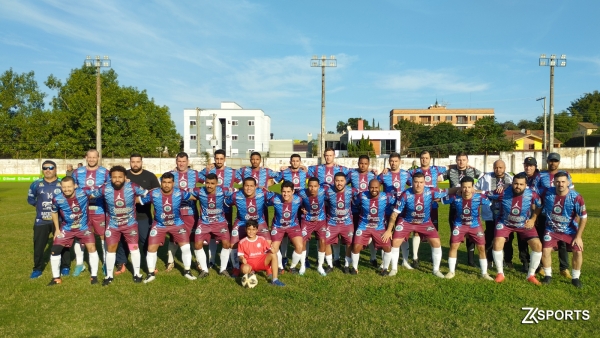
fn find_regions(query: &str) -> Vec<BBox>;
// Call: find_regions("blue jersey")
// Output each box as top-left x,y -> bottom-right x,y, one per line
486,188 -> 542,229
408,166 -> 447,188
541,188 -> 587,235
535,170 -> 574,195
274,168 -> 308,191
267,194 -> 302,228
191,186 -> 234,225
325,186 -> 357,226
378,170 -> 411,194
308,164 -> 350,188
235,167 -> 277,188
28,178 -> 62,226
226,188 -> 275,227
297,187 -> 328,222
198,167 -> 237,189
441,193 -> 490,228
355,192 -> 395,231
394,187 -> 448,224
51,188 -> 89,231
141,188 -> 191,227
72,166 -> 110,215
88,182 -> 148,228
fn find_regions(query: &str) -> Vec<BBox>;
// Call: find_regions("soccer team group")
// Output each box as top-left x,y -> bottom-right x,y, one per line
28,148 -> 587,288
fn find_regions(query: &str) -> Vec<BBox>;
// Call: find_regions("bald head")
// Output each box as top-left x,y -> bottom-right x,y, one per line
493,160 -> 506,177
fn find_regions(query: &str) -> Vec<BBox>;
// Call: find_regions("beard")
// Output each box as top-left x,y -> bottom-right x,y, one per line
130,166 -> 142,174
111,182 -> 125,190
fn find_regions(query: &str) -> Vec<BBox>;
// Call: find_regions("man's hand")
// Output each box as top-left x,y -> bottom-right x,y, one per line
572,236 -> 584,251
300,207 -> 307,215
280,166 -> 288,171
381,168 -> 389,175
371,168 -> 379,175
381,230 -> 392,243
524,218 -> 535,229
494,185 -> 505,194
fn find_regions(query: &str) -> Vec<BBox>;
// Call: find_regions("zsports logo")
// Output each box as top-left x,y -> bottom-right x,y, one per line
521,307 -> 589,324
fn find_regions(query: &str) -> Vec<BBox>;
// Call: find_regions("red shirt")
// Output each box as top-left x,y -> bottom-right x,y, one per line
238,236 -> 270,259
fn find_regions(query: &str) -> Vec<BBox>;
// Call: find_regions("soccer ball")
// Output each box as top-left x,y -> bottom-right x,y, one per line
241,273 -> 258,289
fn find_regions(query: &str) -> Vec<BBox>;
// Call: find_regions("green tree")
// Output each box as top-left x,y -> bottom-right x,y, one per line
347,136 -> 375,157
567,90 -> 600,123
465,117 -> 516,154
517,119 -> 543,131
393,118 -> 428,151
500,120 -> 519,130
553,110 -> 580,142
414,122 -> 467,157
336,118 -> 371,133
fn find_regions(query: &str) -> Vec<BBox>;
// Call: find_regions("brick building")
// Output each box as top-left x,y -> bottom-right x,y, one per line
389,101 -> 494,130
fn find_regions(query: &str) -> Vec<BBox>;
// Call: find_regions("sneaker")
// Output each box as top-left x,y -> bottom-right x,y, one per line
231,268 -> 240,277
282,257 -> 289,268
144,273 -> 156,284
505,261 -> 514,270
184,270 -> 197,280
133,275 -> 143,283
571,278 -> 582,288
290,268 -> 299,275
298,267 -> 306,276
542,276 -> 552,285
343,266 -> 350,274
61,268 -> 70,276
102,277 -> 113,286
198,270 -> 209,278
389,269 -> 398,277
165,262 -> 175,272
219,270 -> 233,278
73,264 -> 86,277
115,263 -> 126,275
481,273 -> 494,281
333,259 -> 341,268
349,267 -> 358,275
317,267 -> 327,276
324,266 -> 334,274
412,259 -> 420,269
304,259 -> 311,268
560,269 -> 572,279
90,276 -> 98,285
402,261 -> 414,270
495,273 -> 505,283
432,270 -> 445,278
527,275 -> 541,286
370,259 -> 378,267
47,278 -> 62,286
271,279 -> 286,287
30,270 -> 43,279
380,269 -> 389,277
445,272 -> 455,279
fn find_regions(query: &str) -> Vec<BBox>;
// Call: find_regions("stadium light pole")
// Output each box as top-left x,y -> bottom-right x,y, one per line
311,55 -> 336,163
539,54 -> 566,154
536,96 -> 547,151
85,55 -> 111,165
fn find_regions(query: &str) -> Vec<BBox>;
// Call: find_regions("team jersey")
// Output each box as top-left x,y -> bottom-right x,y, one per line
140,188 -> 191,227
307,164 -> 350,188
325,186 -> 358,226
238,236 -> 271,259
267,194 -> 302,228
441,193 -> 490,228
226,188 -> 275,227
87,182 -> 148,228
274,168 -> 308,191
486,188 -> 542,229
297,187 -> 328,222
378,169 -> 411,194
51,188 -> 89,231
394,187 -> 448,224
444,167 -> 482,188
408,166 -> 447,188
535,171 -> 574,195
355,192 -> 396,231
72,166 -> 110,215
171,169 -> 200,216
541,188 -> 587,235
235,167 -> 278,188
197,166 -> 237,188
28,178 -> 62,225
518,170 -> 541,189
191,186 -> 234,225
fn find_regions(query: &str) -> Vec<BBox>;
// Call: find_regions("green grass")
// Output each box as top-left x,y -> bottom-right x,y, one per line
1,183 -> 598,337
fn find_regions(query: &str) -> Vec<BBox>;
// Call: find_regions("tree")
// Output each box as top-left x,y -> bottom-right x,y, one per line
465,117 -> 516,154
500,120 -> 519,130
567,90 -> 600,123
336,117 -> 371,133
553,110 -> 580,142
415,122 -> 467,157
347,135 -> 375,157
393,119 -> 428,151
517,119 -> 542,131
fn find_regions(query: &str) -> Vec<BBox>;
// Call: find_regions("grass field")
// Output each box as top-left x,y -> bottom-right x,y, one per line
0,182 -> 598,337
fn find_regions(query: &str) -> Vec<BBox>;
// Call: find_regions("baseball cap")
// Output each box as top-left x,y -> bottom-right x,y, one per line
523,157 -> 537,166
547,153 -> 561,162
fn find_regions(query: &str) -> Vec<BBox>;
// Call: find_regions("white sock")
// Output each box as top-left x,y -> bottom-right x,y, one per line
369,242 -> 376,260
325,254 -> 333,268
431,247 -> 442,272
412,235 -> 420,260
572,269 -> 581,279
448,257 -> 457,273
318,251 -> 325,269
280,237 -> 289,260
51,255 -> 61,278
195,249 -> 208,272
74,241 -> 84,266
528,251 -> 542,278
130,249 -> 141,276
390,247 -> 400,270
480,259 -> 488,275
146,252 -> 157,274
344,255 -> 351,267
382,251 -> 392,271
167,241 -> 177,264
180,244 -> 192,270
544,267 -> 552,277
208,239 -> 217,264
106,252 -> 116,278
493,250 -> 504,274
332,244 -> 340,260
301,250 -> 307,265
351,252 -> 360,270
400,241 -> 410,265
230,249 -> 239,269
219,248 -> 231,272
89,251 -> 99,276
277,251 -> 283,269
291,251 -> 302,269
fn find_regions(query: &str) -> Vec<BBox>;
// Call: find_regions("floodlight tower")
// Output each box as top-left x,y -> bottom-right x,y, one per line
539,54 -> 566,153
85,55 -> 111,164
311,55 -> 337,163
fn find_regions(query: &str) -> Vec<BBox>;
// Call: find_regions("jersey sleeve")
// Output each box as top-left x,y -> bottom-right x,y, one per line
133,183 -> 149,197
474,168 -> 483,179
272,170 -> 284,184
480,195 -> 492,207
140,191 -> 152,205
85,186 -> 103,199
197,169 -> 207,183
393,192 -> 406,214
27,181 -> 38,206
265,189 -> 276,206
267,168 -> 278,179
387,193 -> 396,206
574,195 -> 587,219
235,168 -> 244,183
440,195 -> 455,205
51,197 -> 58,213
237,240 -> 247,257
224,192 -> 235,207
485,191 -> 500,201
531,191 -> 542,209
433,188 -> 448,199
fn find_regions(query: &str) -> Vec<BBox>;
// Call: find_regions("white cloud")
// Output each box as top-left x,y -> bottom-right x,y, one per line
377,69 -> 489,93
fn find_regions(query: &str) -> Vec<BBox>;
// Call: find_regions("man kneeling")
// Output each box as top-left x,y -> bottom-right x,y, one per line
238,221 -> 285,287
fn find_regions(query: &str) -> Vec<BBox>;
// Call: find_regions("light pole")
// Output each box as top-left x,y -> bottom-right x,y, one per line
311,55 -> 337,163
539,54 -> 566,154
85,55 -> 111,165
536,96 -> 547,150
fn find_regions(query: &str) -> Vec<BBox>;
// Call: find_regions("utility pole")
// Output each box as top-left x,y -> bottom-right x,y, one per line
539,54 -> 567,154
311,55 -> 337,163
85,55 -> 111,165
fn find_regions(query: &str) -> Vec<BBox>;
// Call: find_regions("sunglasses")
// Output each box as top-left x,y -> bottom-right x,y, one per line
42,166 -> 55,170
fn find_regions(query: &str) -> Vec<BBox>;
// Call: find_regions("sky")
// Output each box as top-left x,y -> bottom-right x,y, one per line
2,0 -> 600,141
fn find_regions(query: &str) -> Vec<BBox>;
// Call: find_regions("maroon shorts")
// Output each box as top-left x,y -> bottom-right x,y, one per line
87,213 -> 106,236
354,228 -> 391,249
542,231 -> 580,252
231,222 -> 271,245
302,220 -> 325,241
245,255 -> 270,272
495,223 -> 539,241
104,225 -> 139,247
53,228 -> 96,247
195,221 -> 231,243
321,224 -> 354,245
392,219 -> 439,240
450,226 -> 485,246
270,226 -> 302,242
148,226 -> 190,246
181,214 -> 198,234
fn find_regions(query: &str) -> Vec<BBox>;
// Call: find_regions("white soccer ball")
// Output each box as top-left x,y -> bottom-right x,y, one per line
241,273 -> 258,289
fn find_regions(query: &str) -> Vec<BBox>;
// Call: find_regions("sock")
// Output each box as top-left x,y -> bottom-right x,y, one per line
167,241 -> 177,264
431,247 -> 442,272
528,251 -> 542,278
480,259 -> 488,275
300,250 -> 307,269
382,251 -> 392,271
230,249 -> 239,269
572,269 -> 581,279
412,235 -> 420,260
51,255 -> 61,278
544,267 -> 552,277
369,242 -> 376,260
344,255 -> 351,267
180,244 -> 192,270
351,252 -> 360,270
492,250 -> 504,274
74,241 -> 84,266
219,248 -> 231,272
332,244 -> 340,261
325,254 -> 333,268
277,251 -> 283,269
194,249 -> 208,272
280,237 -> 289,260
390,247 -> 400,271
105,252 -> 116,278
291,251 -> 302,269
400,241 -> 410,264
208,239 -> 217,264
317,251 -> 325,269
89,251 -> 99,276
448,257 -> 457,273
146,252 -> 157,274
130,249 -> 141,276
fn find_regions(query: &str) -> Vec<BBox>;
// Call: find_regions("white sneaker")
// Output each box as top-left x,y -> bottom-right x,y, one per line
389,269 -> 398,276
183,270 -> 197,280
317,267 -> 327,276
481,273 -> 494,281
445,272 -> 455,279
433,270 -> 445,278
143,273 -> 156,284
298,267 -> 306,276
402,261 -> 414,270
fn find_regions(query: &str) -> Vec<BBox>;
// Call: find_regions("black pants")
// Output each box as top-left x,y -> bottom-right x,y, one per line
33,223 -> 70,271
536,215 -> 569,271
116,217 -> 152,266
484,220 -> 514,263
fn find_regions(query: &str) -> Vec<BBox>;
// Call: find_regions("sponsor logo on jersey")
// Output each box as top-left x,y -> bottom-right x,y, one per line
511,208 -> 520,215
452,228 -> 460,236
311,204 -> 319,210
425,176 -> 432,182
283,211 -> 291,218
105,230 -> 112,237
179,180 -> 187,188
355,229 -> 363,236
463,208 -> 470,215
326,176 -> 333,183
337,202 -> 344,208
293,177 -> 300,184
415,205 -> 423,211
248,207 -> 256,213
553,206 -> 562,213
209,202 -> 216,209
218,178 -> 223,185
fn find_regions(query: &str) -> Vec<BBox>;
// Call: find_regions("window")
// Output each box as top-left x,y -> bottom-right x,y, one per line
190,135 -> 196,140
189,120 -> 196,126
231,135 -> 238,141
248,120 -> 255,126
419,116 -> 430,124
433,116 -> 440,122
410,116 -> 416,121
248,135 -> 255,141
232,120 -> 239,126
445,116 -> 452,122
457,116 -> 468,124
528,144 -> 535,150
381,140 -> 396,155
470,115 -> 478,121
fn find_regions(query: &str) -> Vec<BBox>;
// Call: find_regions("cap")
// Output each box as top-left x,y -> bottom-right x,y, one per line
523,157 -> 537,166
547,153 -> 561,162
42,160 -> 57,168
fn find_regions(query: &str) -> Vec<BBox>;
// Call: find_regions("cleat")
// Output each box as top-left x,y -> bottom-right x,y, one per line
389,269 -> 398,277
571,278 -> 582,288
143,273 -> 156,284
278,268 -> 285,275
165,262 -> 175,272
333,259 -> 341,268
102,277 -> 113,286
542,276 -> 552,285
433,270 -> 445,278
73,264 -> 86,277
380,269 -> 389,277
481,273 -> 494,281
271,279 -> 286,287
298,267 -> 306,276
402,261 -> 414,270
445,272 -> 455,279
133,275 -> 143,283
560,269 -> 572,279
61,268 -> 70,276
30,270 -> 43,279
370,259 -> 378,267
231,268 -> 240,277
412,259 -> 420,269
527,275 -> 541,286
343,266 -> 350,274
304,259 -> 311,268
219,270 -> 233,278
198,270 -> 209,278
324,266 -> 334,274
281,257 -> 288,268
184,270 -> 197,280
115,263 -> 126,275
349,267 -> 358,275
47,278 -> 62,286
505,261 -> 514,270
290,268 -> 299,275
90,276 -> 98,285
495,273 -> 505,283
317,267 -> 327,276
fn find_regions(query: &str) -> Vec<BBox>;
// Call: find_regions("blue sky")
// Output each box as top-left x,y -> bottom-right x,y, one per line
2,0 -> 599,140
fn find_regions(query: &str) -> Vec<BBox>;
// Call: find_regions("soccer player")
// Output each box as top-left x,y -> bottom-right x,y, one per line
485,173 -> 544,285
238,220 -> 285,287
235,151 -> 278,188
539,172 -> 587,288
27,160 -> 71,278
86,166 -> 148,286
354,179 -> 395,276
141,172 -> 197,283
297,177 -> 328,275
516,156 -> 541,272
441,177 -> 493,280
48,176 -> 99,285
